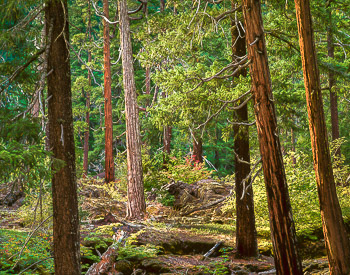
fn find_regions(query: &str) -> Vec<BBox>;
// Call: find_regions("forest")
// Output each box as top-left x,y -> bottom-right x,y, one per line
1,0 -> 350,274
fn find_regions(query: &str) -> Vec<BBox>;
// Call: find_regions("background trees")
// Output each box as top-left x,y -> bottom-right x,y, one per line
1,0 -> 350,273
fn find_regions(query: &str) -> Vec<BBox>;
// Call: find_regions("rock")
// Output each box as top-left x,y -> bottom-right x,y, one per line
114,260 -> 133,274
140,258 -> 171,273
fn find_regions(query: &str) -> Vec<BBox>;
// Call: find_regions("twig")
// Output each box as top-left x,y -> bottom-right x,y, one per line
1,48 -> 45,93
181,189 -> 233,216
18,257 -> 53,275
10,214 -> 53,267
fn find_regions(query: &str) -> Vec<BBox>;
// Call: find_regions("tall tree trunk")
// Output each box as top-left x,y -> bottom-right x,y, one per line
327,5 -> 340,158
162,90 -> 172,166
46,0 -> 81,273
294,1 -> 350,273
119,0 -> 146,220
231,5 -> 258,257
163,126 -> 172,155
242,1 -> 303,274
103,0 -> 115,183
192,136 -> 203,163
83,0 -> 92,178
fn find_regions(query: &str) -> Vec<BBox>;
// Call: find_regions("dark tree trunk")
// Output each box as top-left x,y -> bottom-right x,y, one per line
46,0 -> 81,273
231,7 -> 258,257
160,0 -> 165,12
242,0 -> 303,274
163,126 -> 172,155
145,67 -> 151,95
294,1 -> 350,273
119,0 -> 146,220
193,137 -> 203,163
162,89 -> 172,166
103,0 -> 115,183
327,5 -> 340,158
83,0 -> 92,178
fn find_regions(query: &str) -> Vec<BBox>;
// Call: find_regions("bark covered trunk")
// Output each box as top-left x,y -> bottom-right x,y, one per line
294,1 -> 350,274
231,8 -> 258,257
119,0 -> 146,220
192,136 -> 203,163
46,0 -> 81,273
103,0 -> 115,183
242,0 -> 302,273
83,0 -> 92,177
327,6 -> 340,158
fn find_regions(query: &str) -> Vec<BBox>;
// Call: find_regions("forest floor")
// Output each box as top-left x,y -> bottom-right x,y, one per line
0,178 -> 334,274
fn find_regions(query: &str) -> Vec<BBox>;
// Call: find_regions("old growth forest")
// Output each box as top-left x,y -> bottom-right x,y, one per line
1,0 -> 350,274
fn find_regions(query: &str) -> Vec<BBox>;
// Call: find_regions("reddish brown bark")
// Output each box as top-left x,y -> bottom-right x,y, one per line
103,0 -> 115,183
242,0 -> 302,273
327,6 -> 340,158
119,0 -> 146,220
231,9 -> 258,257
46,0 -> 81,273
192,137 -> 203,163
83,0 -> 92,178
294,1 -> 350,273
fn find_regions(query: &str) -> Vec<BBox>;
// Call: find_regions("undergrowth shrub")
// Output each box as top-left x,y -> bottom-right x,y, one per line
0,229 -> 53,274
253,149 -> 350,238
17,192 -> 53,230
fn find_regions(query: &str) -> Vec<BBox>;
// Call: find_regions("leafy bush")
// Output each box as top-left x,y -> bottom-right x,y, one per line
253,149 -> 350,239
0,229 -> 53,274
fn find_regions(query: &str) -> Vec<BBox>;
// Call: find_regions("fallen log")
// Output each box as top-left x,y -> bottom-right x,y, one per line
86,231 -> 128,275
202,241 -> 223,260
181,190 -> 233,216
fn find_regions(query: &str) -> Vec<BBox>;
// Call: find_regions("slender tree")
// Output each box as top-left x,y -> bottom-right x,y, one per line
119,0 -> 146,219
326,3 -> 340,158
103,0 -> 115,183
46,0 -> 81,273
242,0 -> 303,273
231,5 -> 258,257
83,0 -> 92,177
294,1 -> 350,273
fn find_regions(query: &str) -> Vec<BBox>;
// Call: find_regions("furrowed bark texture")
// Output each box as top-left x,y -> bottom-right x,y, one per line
103,0 -> 115,183
294,1 -> 350,274
231,11 -> 258,257
242,0 -> 303,273
46,0 -> 81,273
119,0 -> 146,219
83,0 -> 92,177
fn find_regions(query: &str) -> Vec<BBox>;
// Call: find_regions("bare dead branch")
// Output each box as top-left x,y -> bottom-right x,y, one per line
1,48 -> 45,93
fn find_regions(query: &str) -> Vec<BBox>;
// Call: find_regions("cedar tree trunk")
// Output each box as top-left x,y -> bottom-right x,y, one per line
83,0 -> 92,177
119,0 -> 146,219
294,1 -> 350,273
103,0 -> 115,183
46,0 -> 81,273
231,10 -> 258,257
193,136 -> 203,163
242,0 -> 303,273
